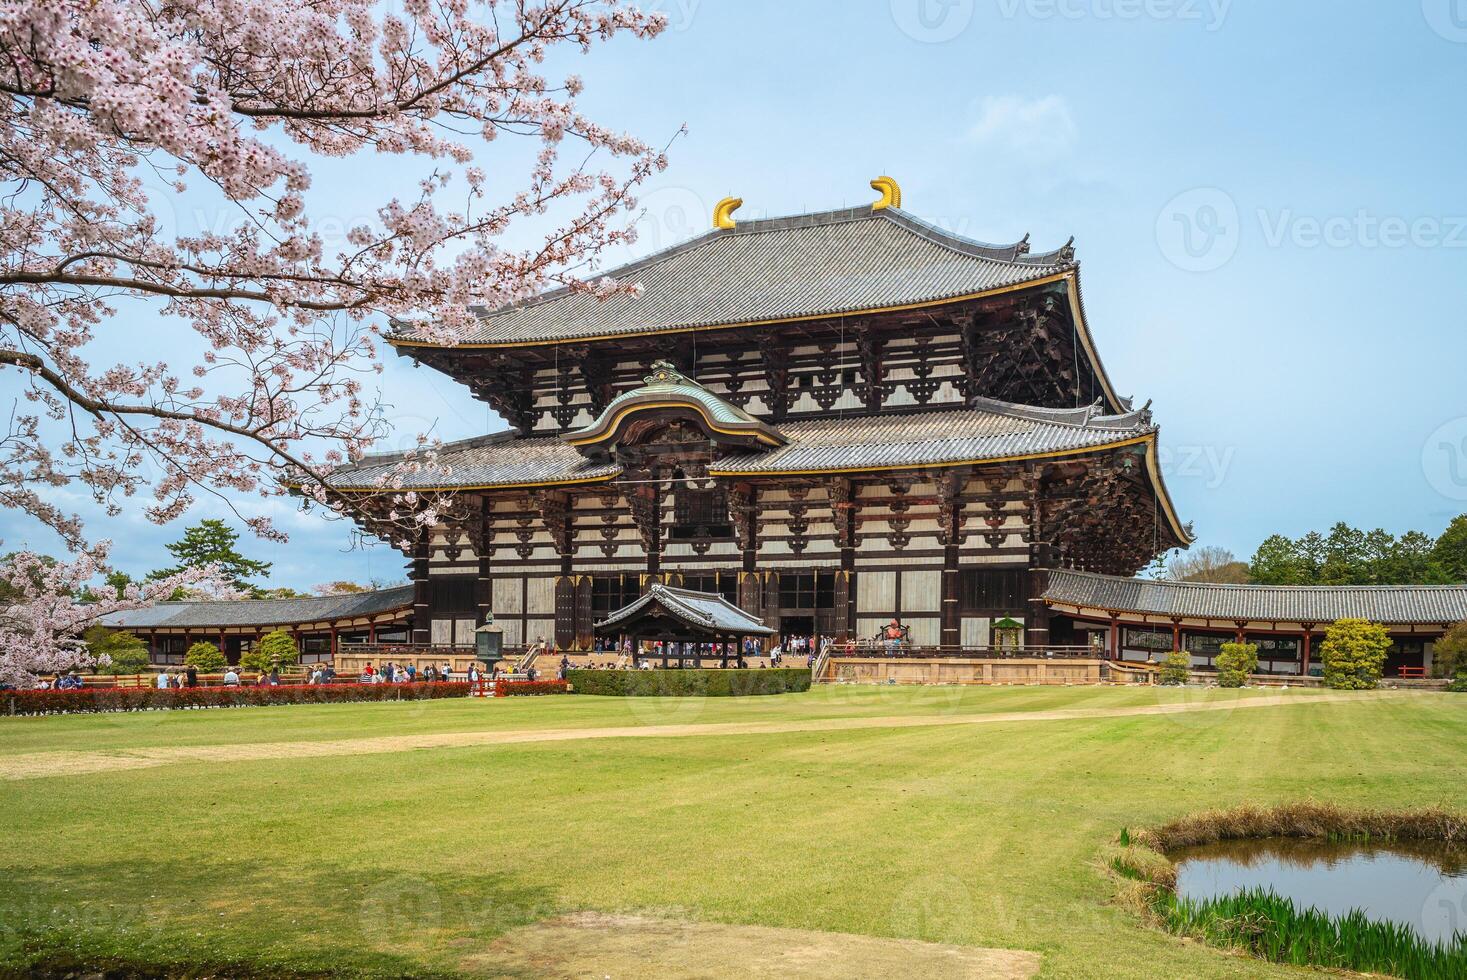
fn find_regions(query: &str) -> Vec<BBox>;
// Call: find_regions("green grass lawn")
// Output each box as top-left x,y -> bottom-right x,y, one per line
1,686 -> 1462,978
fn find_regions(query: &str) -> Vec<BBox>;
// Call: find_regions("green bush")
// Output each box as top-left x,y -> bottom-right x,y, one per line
240,629 -> 297,672
1433,620 -> 1467,678
1448,670 -> 1467,694
568,667 -> 811,697
1215,642 -> 1258,688
83,626 -> 151,674
183,642 -> 226,672
1320,618 -> 1390,690
1158,651 -> 1191,686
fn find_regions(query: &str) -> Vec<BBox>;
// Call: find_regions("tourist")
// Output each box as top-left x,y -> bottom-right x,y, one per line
155,670 -> 170,690
223,666 -> 240,686
405,662 -> 417,682
383,661 -> 395,683
185,664 -> 198,688
267,667 -> 280,686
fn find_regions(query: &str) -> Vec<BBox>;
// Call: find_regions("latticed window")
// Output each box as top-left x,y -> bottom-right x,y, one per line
669,487 -> 733,540
777,572 -> 834,611
591,574 -> 641,619
958,568 -> 1025,613
680,573 -> 738,604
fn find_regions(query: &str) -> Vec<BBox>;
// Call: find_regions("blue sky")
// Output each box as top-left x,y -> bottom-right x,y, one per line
6,0 -> 1467,589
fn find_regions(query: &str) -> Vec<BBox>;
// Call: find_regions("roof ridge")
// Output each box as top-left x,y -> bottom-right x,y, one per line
461,204 -> 1070,325
1052,569 -> 1467,593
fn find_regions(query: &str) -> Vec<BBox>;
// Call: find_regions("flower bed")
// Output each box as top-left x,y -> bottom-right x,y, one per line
567,667 -> 811,697
494,679 -> 570,697
3,681 -> 473,716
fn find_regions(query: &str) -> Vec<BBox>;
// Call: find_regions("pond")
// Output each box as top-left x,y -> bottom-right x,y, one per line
1172,838 -> 1467,945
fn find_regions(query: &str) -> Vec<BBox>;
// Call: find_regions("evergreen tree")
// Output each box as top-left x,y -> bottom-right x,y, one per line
1249,535 -> 1307,585
152,520 -> 271,595
1433,515 -> 1467,583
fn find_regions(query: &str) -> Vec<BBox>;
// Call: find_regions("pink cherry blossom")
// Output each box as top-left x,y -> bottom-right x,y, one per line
0,0 -> 671,555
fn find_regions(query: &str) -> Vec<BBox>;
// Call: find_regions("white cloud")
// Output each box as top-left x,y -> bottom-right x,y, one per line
963,95 -> 1079,161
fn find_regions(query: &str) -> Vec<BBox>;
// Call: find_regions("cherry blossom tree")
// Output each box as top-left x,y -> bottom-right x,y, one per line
0,0 -> 671,554
0,544 -> 234,686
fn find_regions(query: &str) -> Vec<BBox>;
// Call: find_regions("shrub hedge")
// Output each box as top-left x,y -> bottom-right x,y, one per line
495,679 -> 569,696
3,681 -> 472,716
567,667 -> 811,697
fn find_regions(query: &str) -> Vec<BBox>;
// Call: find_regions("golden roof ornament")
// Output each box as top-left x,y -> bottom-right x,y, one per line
870,176 -> 902,210
712,196 -> 742,229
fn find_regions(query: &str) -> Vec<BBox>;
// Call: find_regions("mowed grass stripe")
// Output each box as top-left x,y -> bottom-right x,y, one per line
0,690 -> 1396,780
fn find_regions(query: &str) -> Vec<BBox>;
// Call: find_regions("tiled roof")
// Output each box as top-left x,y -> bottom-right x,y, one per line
396,205 -> 1073,346
328,431 -> 621,490
596,584 -> 774,635
102,585 -> 416,630
709,398 -> 1152,475
1043,569 -> 1467,625
330,399 -> 1154,489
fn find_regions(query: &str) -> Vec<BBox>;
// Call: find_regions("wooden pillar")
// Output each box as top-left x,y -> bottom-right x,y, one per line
1301,625 -> 1314,677
476,495 -> 493,626
330,624 -> 339,664
939,476 -> 963,651
1171,620 -> 1182,652
1108,615 -> 1119,660
411,527 -> 431,645
1234,622 -> 1246,644
1023,467 -> 1051,651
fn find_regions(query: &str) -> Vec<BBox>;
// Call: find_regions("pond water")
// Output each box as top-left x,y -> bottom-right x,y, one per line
1172,838 -> 1467,945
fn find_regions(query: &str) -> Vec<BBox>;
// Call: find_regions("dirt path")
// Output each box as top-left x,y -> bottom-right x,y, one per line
0,691 -> 1398,781
467,911 -> 1042,979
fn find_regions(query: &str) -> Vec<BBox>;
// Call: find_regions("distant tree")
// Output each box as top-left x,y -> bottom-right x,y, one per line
1215,643 -> 1258,688
1320,522 -> 1368,585
1433,621 -> 1467,679
1249,535 -> 1308,585
153,520 -> 271,595
183,642 -> 226,673
83,626 -> 150,675
1169,546 -> 1250,584
1433,516 -> 1467,583
241,630 -> 297,672
257,587 -> 312,600
1319,619 -> 1390,690
313,581 -> 371,596
1388,530 -> 1449,585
